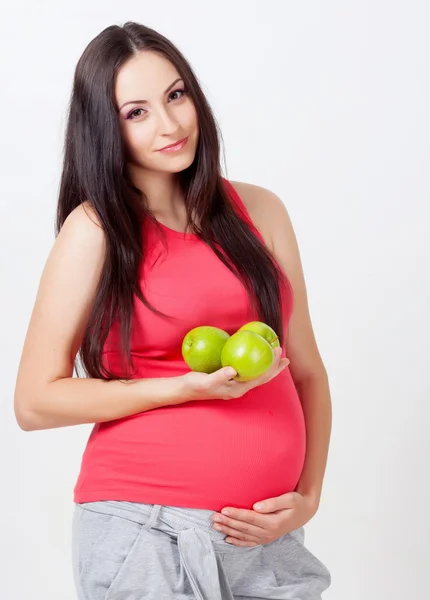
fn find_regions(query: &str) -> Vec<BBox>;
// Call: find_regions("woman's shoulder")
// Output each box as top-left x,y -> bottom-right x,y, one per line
228,180 -> 281,253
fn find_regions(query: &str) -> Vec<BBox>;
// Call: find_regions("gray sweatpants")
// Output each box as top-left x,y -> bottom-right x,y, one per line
72,500 -> 331,599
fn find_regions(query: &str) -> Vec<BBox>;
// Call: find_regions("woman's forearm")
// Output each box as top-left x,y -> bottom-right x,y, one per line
294,371 -> 333,506
15,375 -> 188,432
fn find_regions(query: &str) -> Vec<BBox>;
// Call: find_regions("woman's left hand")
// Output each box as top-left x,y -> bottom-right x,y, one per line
211,491 -> 319,547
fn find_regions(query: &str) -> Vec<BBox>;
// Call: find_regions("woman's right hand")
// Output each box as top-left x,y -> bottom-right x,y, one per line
180,347 -> 290,402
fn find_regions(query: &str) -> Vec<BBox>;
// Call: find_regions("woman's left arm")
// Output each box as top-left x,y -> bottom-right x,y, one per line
268,188 -> 332,508
211,186 -> 332,546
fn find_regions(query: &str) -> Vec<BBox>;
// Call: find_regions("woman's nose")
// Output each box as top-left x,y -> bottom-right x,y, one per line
156,106 -> 178,133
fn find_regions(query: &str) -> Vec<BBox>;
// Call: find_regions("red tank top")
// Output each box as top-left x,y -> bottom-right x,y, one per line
74,178 -> 306,511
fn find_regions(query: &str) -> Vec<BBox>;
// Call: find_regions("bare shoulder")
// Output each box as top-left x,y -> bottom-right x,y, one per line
62,200 -> 104,238
229,180 -> 290,254
229,179 -> 300,299
14,200 -> 107,425
230,181 -> 327,381
56,201 -> 106,255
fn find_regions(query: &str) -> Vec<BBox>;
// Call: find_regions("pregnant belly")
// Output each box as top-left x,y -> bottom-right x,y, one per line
77,372 -> 306,511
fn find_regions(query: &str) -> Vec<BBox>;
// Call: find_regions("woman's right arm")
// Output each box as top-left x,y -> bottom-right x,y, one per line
14,203 -> 288,432
13,203 -> 188,432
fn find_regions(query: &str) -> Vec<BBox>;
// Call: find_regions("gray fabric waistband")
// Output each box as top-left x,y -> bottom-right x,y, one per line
76,500 -> 251,600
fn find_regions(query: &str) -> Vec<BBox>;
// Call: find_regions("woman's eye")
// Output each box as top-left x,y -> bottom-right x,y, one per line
169,88 -> 186,101
127,89 -> 186,120
128,108 -> 146,120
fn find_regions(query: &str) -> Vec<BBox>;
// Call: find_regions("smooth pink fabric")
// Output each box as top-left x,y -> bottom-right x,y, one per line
74,178 -> 306,511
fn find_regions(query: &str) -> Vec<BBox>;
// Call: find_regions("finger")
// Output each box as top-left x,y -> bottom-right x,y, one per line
257,351 -> 280,382
225,537 -> 259,547
278,352 -> 290,369
274,347 -> 283,369
218,508 -> 267,529
214,514 -> 266,536
214,522 -> 261,544
254,492 -> 297,512
212,367 -> 237,384
260,355 -> 284,383
279,358 -> 290,370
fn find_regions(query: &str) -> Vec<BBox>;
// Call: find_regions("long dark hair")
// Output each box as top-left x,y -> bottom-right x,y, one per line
56,21 -> 290,380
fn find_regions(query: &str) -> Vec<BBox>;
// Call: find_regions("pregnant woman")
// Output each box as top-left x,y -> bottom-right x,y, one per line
14,21 -> 332,599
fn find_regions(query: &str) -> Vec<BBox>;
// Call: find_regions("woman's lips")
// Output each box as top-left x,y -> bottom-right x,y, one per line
158,137 -> 189,152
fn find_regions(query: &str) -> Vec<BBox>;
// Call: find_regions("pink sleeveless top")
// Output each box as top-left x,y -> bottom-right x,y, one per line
74,178 -> 306,511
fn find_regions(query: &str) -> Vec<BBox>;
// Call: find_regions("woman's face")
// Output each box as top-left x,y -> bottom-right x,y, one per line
115,51 -> 199,175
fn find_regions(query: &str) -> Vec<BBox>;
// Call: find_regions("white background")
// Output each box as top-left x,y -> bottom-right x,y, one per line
1,1 -> 429,599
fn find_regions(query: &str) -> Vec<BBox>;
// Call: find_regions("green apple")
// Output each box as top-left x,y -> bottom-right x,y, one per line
182,326 -> 230,373
237,321 -> 280,349
220,330 -> 274,382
